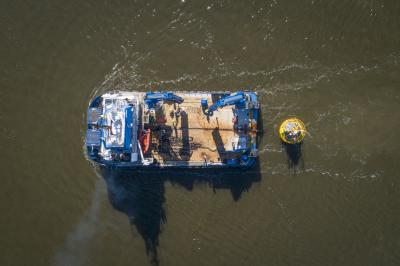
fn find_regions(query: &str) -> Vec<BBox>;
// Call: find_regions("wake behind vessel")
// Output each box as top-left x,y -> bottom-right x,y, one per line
85,91 -> 260,169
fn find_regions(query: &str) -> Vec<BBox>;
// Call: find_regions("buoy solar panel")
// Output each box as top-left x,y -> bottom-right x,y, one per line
279,118 -> 306,144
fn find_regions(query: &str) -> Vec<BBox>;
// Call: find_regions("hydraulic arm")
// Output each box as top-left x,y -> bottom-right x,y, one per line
204,92 -> 247,116
145,92 -> 184,109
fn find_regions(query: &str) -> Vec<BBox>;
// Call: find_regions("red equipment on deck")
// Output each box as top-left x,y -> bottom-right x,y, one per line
139,129 -> 151,154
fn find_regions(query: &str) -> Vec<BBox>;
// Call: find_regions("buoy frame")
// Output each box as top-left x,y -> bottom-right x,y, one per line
279,118 -> 306,144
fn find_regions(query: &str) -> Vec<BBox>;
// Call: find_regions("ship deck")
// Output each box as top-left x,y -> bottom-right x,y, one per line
145,95 -> 240,164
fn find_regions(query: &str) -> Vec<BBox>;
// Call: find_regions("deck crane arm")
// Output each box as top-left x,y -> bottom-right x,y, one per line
204,92 -> 247,116
145,92 -> 184,109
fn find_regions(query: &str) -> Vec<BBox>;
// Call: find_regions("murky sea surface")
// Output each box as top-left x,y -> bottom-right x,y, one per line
1,1 -> 400,265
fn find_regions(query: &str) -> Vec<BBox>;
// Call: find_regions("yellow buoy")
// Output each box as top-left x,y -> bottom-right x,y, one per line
279,118 -> 306,144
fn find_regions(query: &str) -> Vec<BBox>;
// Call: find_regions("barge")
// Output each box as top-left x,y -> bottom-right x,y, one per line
85,91 -> 260,169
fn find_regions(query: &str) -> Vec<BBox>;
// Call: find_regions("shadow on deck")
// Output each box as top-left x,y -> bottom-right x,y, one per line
99,161 -> 261,266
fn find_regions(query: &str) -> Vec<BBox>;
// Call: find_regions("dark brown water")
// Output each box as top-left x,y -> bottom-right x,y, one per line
1,1 -> 400,265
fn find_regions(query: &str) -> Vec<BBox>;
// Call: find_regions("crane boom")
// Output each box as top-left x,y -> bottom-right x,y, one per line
205,92 -> 246,116
145,92 -> 184,109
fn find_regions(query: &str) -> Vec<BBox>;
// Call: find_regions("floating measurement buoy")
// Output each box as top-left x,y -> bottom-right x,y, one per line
279,118 -> 306,144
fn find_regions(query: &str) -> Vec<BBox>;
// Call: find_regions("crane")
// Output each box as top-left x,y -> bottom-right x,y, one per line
145,92 -> 184,109
202,92 -> 247,116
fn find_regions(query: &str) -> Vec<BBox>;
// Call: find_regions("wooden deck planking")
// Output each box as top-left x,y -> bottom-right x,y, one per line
148,99 -> 238,163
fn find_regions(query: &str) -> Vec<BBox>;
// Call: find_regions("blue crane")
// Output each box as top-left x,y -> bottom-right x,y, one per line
145,92 -> 184,109
202,92 -> 247,116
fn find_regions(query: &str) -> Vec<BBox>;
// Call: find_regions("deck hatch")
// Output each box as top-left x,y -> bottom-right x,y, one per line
87,107 -> 102,124
86,129 -> 101,146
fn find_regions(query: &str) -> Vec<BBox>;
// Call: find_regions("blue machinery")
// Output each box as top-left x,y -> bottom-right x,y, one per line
145,92 -> 184,109
145,91 -> 248,116
201,91 -> 247,116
